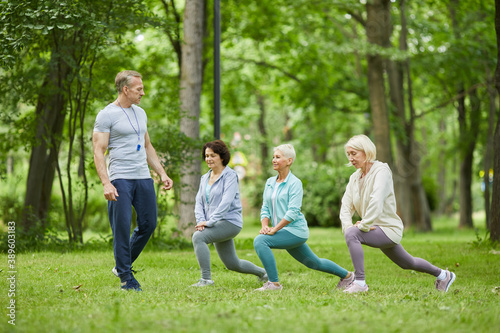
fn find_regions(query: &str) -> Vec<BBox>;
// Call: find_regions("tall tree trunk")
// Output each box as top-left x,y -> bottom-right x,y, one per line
386,0 -> 431,230
490,0 -> 500,242
384,0 -> 411,227
484,72 -> 497,230
256,91 -> 270,180
22,51 -> 70,233
437,118 -> 448,215
178,0 -> 204,238
458,88 -> 481,228
365,0 -> 393,166
449,0 -> 479,229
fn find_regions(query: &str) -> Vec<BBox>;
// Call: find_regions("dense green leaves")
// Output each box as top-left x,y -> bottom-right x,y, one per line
0,0 -> 496,236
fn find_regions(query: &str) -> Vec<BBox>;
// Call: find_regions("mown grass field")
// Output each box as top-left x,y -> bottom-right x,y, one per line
1,217 -> 499,333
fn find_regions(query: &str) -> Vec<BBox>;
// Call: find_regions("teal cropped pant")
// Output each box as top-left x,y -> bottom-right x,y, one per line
253,229 -> 348,283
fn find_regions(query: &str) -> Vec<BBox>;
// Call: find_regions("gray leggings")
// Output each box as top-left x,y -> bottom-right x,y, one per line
344,226 -> 441,280
192,220 -> 266,280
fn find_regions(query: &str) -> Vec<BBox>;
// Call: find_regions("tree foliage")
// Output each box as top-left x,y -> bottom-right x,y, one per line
0,0 -> 497,243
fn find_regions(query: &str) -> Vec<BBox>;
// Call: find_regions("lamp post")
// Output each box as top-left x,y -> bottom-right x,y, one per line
214,0 -> 221,139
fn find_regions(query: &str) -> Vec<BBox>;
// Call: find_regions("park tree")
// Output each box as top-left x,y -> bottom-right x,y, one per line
362,0 -> 394,167
345,0 -> 433,230
448,0 -> 480,229
380,0 -> 432,230
0,0 -> 154,240
1,0 -> 496,243
491,0 -> 500,242
177,0 -> 205,238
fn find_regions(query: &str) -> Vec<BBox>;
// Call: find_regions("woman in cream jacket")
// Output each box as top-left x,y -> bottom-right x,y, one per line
340,135 -> 456,293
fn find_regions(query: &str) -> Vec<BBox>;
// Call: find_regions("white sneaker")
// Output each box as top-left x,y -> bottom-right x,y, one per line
344,281 -> 369,293
435,270 -> 456,292
112,267 -> 119,277
191,278 -> 215,287
255,281 -> 283,291
336,272 -> 355,290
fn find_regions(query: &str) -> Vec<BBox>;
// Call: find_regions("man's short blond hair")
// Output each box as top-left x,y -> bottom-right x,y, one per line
344,134 -> 377,166
115,70 -> 142,93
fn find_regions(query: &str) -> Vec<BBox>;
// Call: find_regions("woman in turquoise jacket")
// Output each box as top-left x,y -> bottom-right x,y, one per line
253,144 -> 353,291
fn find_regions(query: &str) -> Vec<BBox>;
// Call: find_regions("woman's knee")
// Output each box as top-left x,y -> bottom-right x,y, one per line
344,227 -> 359,244
192,230 -> 205,245
253,235 -> 268,252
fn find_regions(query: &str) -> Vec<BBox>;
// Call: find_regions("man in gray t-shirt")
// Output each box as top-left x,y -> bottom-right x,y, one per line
93,70 -> 173,291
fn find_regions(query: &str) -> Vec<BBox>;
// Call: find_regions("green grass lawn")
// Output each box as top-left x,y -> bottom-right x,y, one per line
1,218 -> 499,333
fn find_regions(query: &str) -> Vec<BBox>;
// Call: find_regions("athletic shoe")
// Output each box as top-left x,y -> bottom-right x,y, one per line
258,273 -> 269,283
336,272 -> 355,290
191,279 -> 215,287
344,282 -> 369,293
121,277 -> 142,291
255,281 -> 283,291
435,270 -> 456,292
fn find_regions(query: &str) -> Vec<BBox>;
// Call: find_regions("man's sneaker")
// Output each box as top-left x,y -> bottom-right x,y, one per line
255,281 -> 283,291
191,279 -> 215,287
435,270 -> 456,292
258,273 -> 269,283
344,281 -> 369,293
336,272 -> 355,290
121,277 -> 142,291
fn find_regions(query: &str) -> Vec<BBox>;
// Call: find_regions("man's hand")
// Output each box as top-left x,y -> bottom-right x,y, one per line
161,174 -> 173,191
103,182 -> 119,201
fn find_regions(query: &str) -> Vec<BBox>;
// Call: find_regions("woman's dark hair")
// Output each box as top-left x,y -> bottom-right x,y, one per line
202,140 -> 231,166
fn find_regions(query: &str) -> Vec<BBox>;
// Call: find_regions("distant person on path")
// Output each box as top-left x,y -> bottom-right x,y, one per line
340,134 -> 456,293
93,70 -> 173,291
192,140 -> 267,287
253,144 -> 353,291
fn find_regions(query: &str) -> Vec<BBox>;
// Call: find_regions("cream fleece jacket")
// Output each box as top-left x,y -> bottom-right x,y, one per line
340,161 -> 403,244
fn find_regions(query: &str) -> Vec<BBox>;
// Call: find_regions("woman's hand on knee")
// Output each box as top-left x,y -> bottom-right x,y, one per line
266,227 -> 277,235
354,221 -> 375,231
259,226 -> 272,234
195,221 -> 208,231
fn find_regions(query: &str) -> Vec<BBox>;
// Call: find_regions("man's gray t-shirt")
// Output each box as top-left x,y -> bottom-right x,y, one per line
93,103 -> 151,181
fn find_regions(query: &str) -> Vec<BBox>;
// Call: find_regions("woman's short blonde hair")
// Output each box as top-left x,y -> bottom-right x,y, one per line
274,144 -> 296,163
344,134 -> 377,166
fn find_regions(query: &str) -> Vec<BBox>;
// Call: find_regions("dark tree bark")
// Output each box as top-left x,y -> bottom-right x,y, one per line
22,50 -> 70,233
449,0 -> 480,229
256,92 -> 270,179
160,0 -> 183,71
365,0 -> 393,166
458,88 -> 481,228
385,0 -> 431,230
484,72 -> 497,230
490,0 -> 500,242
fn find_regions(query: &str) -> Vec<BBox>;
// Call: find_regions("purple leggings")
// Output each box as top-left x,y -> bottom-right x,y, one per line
344,226 -> 441,280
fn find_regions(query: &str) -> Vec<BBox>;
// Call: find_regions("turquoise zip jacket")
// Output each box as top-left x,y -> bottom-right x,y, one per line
260,171 -> 309,239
